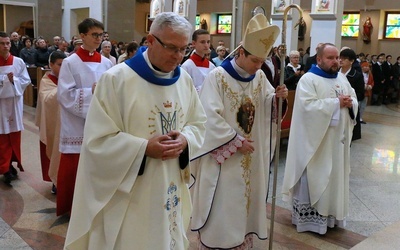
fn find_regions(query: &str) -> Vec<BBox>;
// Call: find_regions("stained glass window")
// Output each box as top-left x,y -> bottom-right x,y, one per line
217,14 -> 232,34
385,13 -> 400,39
341,13 -> 360,37
195,15 -> 200,30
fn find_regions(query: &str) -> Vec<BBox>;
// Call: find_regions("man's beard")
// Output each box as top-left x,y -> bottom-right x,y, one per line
326,66 -> 339,74
320,63 -> 339,74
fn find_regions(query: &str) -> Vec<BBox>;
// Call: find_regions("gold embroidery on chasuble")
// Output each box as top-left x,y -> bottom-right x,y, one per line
148,100 -> 185,135
164,182 -> 181,250
217,71 -> 264,215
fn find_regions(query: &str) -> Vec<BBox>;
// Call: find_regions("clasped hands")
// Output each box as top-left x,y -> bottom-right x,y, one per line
338,94 -> 353,108
145,130 -> 187,161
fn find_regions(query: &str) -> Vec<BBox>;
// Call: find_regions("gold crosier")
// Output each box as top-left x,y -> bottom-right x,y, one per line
269,4 -> 304,250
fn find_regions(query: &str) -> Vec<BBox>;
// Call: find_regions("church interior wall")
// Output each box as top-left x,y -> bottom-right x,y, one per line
36,0 -> 62,40
0,0 -> 399,58
107,0 -> 136,43
4,5 -> 32,34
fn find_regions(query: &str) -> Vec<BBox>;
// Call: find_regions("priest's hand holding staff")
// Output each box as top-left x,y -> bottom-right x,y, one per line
275,84 -> 288,99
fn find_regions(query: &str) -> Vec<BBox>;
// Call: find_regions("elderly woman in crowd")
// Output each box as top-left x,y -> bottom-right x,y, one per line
100,40 -> 117,65
284,50 -> 304,90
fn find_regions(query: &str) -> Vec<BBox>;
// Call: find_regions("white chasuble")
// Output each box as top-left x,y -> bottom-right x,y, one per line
64,58 -> 206,250
282,72 -> 357,220
191,66 -> 277,248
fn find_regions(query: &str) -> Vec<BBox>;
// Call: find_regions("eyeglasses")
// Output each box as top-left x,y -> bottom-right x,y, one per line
152,34 -> 187,55
86,32 -> 104,39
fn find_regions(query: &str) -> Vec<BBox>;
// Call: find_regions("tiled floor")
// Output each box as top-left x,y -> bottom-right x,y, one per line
1,103 -> 399,249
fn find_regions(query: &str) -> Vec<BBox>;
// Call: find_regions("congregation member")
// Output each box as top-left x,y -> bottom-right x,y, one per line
0,31 -> 31,186
371,53 -> 385,105
304,43 -> 323,73
10,32 -> 23,57
339,48 -> 364,141
19,37 -> 37,66
382,54 -> 394,104
97,31 -> 118,58
35,51 -> 66,194
181,29 -> 215,93
116,41 -> 138,64
211,45 -> 226,66
69,39 -> 83,56
57,40 -> 70,57
282,43 -> 357,235
284,50 -> 305,90
261,48 -> 280,88
392,56 -> 400,103
57,17 -> 113,216
67,35 -> 78,53
190,14 -> 288,249
48,36 -> 61,52
64,12 -> 206,249
100,40 -> 116,65
360,61 -> 374,124
34,38 -> 50,69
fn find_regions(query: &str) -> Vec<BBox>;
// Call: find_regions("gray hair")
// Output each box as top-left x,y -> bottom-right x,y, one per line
101,40 -> 111,49
289,50 -> 300,58
149,12 -> 192,41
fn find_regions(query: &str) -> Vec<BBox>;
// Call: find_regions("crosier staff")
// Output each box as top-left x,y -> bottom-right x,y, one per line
269,4 -> 303,250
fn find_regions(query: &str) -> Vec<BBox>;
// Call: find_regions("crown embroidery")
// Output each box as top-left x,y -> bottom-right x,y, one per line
163,100 -> 172,108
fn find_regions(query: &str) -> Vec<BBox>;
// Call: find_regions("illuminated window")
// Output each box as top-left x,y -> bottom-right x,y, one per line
384,12 -> 400,39
195,15 -> 200,30
217,14 -> 232,34
341,13 -> 360,38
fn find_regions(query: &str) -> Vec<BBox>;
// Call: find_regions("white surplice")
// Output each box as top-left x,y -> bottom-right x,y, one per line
0,55 -> 30,134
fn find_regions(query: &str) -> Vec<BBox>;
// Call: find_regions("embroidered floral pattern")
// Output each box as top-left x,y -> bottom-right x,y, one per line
241,153 -> 252,216
74,88 -> 84,115
164,182 -> 180,250
61,136 -> 83,145
210,135 -> 244,164
213,69 -> 267,216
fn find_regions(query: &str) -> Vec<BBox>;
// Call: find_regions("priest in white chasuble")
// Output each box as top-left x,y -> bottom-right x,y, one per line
64,12 -> 206,250
190,14 -> 288,249
282,43 -> 357,235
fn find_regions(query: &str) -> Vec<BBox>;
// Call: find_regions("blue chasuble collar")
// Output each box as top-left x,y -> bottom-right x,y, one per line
125,46 -> 180,86
221,59 -> 256,82
309,64 -> 338,79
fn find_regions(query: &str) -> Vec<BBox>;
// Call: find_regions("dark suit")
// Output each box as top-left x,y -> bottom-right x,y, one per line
371,63 -> 385,105
10,41 -> 23,57
304,54 -> 317,73
382,61 -> 393,104
345,67 -> 364,140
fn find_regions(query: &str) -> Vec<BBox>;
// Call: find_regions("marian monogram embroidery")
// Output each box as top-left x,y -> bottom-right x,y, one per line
149,100 -> 184,135
164,182 -> 180,250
